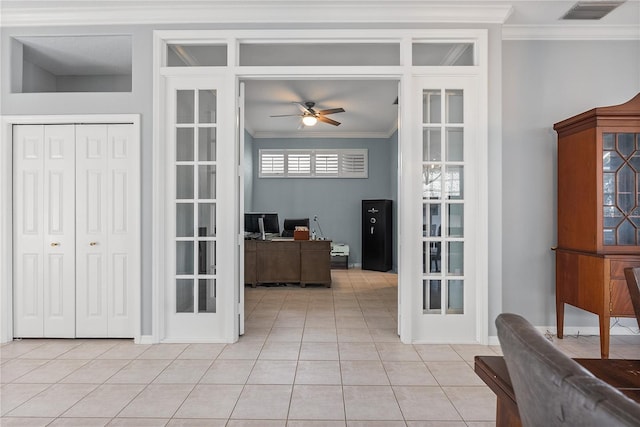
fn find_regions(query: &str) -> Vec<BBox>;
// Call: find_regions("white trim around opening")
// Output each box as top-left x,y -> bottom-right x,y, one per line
152,28 -> 489,345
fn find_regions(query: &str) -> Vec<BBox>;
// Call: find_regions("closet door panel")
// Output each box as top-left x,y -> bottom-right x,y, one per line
43,125 -> 76,337
13,125 -> 45,337
13,125 -> 76,338
75,125 -> 109,337
106,124 -> 137,336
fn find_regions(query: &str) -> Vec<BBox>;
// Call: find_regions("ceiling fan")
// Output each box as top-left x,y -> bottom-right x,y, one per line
270,101 -> 345,127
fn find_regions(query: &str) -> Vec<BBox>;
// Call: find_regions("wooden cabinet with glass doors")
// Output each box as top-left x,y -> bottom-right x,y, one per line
554,93 -> 640,358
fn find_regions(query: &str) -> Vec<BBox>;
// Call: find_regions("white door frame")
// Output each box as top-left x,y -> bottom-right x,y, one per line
0,114 -> 142,344
152,28 -> 489,344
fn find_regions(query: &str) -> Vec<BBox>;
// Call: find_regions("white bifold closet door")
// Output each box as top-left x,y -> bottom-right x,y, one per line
14,125 -> 76,338
13,123 -> 138,338
75,124 -> 137,338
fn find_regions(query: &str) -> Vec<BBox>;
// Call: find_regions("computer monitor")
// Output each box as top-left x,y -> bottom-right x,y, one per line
244,213 -> 280,234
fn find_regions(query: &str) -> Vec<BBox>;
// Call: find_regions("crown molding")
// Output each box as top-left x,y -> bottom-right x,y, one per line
1,1 -> 513,27
248,122 -> 398,140
503,24 -> 640,40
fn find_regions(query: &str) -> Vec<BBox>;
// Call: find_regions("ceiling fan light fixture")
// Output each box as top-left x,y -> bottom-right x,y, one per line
302,115 -> 318,126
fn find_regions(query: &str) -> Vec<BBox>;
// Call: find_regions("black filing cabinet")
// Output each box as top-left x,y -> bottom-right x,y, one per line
362,199 -> 392,271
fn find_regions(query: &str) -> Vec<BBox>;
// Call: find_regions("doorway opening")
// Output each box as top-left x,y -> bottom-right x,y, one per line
240,78 -> 401,338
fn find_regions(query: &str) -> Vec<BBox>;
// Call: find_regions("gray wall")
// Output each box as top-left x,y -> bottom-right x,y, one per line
502,40 -> 640,329
250,136 -> 395,267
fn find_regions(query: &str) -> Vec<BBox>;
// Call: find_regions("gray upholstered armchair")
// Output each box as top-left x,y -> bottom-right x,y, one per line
496,313 -> 640,427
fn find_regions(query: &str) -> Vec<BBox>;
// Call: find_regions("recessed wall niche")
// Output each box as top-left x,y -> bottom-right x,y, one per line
12,35 -> 132,93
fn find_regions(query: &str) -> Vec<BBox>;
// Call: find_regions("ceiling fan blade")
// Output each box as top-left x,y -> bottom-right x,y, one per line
317,115 -> 341,126
293,102 -> 311,114
270,114 -> 301,117
318,108 -> 345,115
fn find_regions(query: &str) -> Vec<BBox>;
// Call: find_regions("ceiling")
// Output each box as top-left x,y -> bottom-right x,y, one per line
244,80 -> 399,139
5,0 -> 639,138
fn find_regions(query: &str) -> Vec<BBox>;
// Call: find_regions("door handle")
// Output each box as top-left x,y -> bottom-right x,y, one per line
50,242 -> 60,247
89,242 -> 98,246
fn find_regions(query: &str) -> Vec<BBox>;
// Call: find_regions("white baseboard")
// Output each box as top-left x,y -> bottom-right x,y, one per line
137,335 -> 154,344
488,336 -> 500,346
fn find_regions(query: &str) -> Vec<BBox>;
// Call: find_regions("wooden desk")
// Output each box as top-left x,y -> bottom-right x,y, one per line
244,239 -> 331,288
474,355 -> 640,427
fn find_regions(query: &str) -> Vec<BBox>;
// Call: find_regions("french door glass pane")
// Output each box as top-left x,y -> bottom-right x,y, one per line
176,242 -> 194,275
423,165 -> 442,199
199,90 -> 217,124
423,128 -> 441,161
177,128 -> 194,161
423,203 -> 441,237
423,90 -> 441,124
447,204 -> 464,237
446,128 -> 463,161
445,165 -> 464,200
446,90 -> 463,123
198,203 -> 216,236
177,90 -> 195,124
447,280 -> 464,314
447,242 -> 464,275
176,203 -> 194,237
198,165 -> 216,199
199,128 -> 217,161
176,165 -> 194,199
198,241 -> 216,275
176,279 -> 194,313
198,279 -> 216,313
423,280 -> 442,313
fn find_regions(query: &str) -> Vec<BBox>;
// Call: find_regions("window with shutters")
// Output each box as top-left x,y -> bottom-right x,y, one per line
259,149 -> 367,178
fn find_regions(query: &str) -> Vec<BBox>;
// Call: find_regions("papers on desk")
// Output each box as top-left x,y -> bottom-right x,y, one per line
270,237 -> 294,241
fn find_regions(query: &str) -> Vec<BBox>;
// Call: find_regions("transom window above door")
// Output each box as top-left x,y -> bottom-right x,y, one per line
163,39 -> 477,67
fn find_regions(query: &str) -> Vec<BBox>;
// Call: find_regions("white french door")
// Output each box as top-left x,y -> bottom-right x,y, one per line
413,76 -> 481,342
164,76 -> 234,341
13,123 -> 140,339
13,125 -> 76,338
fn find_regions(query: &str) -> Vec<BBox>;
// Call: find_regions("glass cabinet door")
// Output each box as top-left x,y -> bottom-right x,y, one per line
602,132 -> 640,246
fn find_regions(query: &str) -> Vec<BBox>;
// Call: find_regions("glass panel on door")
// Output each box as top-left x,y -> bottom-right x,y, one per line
175,88 -> 218,315
602,132 -> 640,246
422,88 -> 465,315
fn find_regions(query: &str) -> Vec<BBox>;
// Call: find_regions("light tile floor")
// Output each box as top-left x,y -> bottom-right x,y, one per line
2,269 -> 639,426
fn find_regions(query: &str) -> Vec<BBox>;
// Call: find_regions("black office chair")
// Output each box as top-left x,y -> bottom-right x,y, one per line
281,218 -> 309,237
496,313 -> 640,427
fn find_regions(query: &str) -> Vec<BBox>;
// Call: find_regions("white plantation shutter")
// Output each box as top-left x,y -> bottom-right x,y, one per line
287,153 -> 311,175
340,150 -> 368,178
315,153 -> 339,176
259,149 -> 367,178
259,151 -> 285,176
